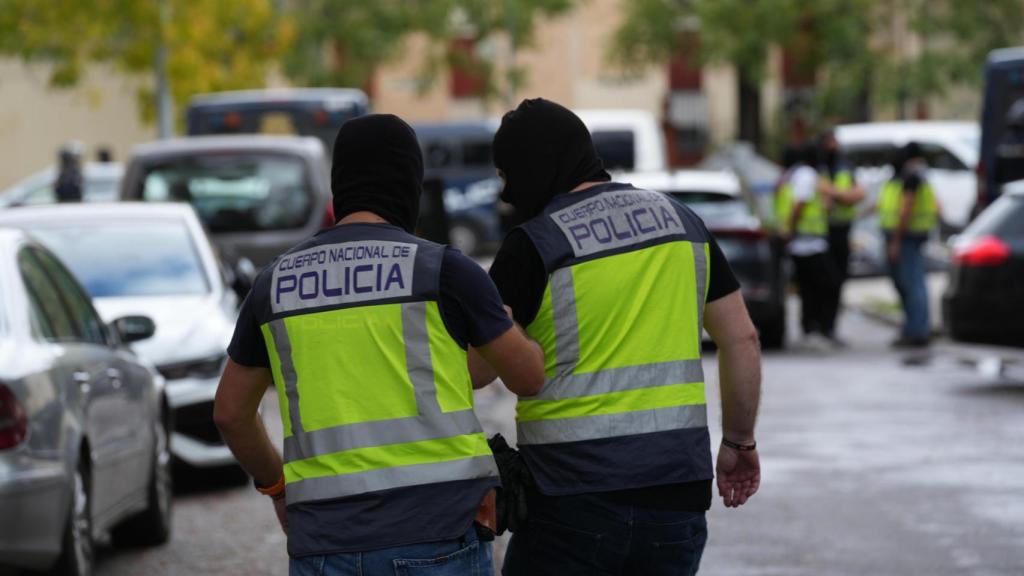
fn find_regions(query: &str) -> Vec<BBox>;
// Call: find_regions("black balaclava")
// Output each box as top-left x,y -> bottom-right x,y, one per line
492,98 -> 611,219
331,114 -> 423,233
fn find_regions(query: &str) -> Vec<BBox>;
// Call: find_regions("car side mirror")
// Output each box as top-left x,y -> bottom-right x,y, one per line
111,315 -> 156,344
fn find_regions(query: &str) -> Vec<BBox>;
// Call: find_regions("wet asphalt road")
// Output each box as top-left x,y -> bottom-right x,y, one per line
95,306 -> 1024,575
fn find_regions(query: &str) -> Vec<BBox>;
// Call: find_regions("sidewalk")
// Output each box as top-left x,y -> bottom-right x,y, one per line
844,272 -> 1024,378
843,272 -> 948,334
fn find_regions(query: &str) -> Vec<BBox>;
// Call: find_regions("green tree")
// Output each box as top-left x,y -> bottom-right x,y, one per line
609,0 -> 1024,144
0,0 -> 293,129
283,0 -> 576,102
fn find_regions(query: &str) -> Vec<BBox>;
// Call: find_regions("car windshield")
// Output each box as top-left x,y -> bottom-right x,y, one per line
137,153 -> 313,233
27,220 -> 210,298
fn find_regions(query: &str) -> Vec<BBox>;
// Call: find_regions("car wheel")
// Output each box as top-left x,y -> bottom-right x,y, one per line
113,416 -> 172,546
449,222 -> 481,257
55,455 -> 93,576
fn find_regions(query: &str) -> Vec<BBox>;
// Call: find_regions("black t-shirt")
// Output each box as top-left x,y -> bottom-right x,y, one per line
488,221 -> 741,512
228,243 -> 513,368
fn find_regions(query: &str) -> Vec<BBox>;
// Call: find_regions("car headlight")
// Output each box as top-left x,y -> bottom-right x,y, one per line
157,354 -> 227,381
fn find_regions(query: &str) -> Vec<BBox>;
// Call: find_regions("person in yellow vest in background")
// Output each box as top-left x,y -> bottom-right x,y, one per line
213,114 -> 546,576
818,129 -> 866,340
880,142 -> 940,348
483,98 -> 762,576
780,143 -> 844,348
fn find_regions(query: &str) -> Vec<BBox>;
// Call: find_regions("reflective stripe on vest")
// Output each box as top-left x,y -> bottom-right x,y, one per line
518,210 -> 709,446
878,180 -> 938,233
773,183 -> 793,235
828,170 -> 858,224
796,190 -> 827,237
775,180 -> 827,236
260,237 -> 497,506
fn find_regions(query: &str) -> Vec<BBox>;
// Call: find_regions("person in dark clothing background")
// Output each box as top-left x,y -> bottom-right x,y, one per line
483,98 -> 762,576
54,142 -> 84,203
818,129 -> 865,339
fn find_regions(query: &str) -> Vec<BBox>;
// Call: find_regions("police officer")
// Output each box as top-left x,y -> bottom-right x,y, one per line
214,114 -> 545,575
880,142 -> 939,348
484,99 -> 762,575
779,143 -> 842,347
819,129 -> 865,341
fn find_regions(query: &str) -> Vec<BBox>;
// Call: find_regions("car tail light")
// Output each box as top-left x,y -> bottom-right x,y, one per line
952,235 -> 1010,267
321,200 -> 336,229
312,108 -> 329,126
0,383 -> 27,450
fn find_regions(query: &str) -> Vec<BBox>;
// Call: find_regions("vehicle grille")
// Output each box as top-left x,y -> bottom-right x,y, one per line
173,401 -> 224,445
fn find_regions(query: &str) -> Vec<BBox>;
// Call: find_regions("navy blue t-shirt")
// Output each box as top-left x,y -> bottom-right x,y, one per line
226,223 -> 511,557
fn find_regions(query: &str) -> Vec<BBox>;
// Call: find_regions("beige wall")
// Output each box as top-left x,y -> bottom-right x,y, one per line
0,59 -> 155,190
373,0 -> 666,122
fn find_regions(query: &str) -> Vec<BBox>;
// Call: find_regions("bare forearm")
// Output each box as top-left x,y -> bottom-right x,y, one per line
718,337 -> 762,442
218,415 -> 282,487
469,347 -> 498,389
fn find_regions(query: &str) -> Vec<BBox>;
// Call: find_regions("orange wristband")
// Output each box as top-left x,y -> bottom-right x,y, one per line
255,475 -> 286,499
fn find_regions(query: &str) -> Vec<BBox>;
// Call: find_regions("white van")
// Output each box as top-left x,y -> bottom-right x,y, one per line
835,121 -> 980,231
575,109 -> 667,173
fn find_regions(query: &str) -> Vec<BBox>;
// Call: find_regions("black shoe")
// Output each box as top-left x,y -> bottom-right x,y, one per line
891,336 -> 930,349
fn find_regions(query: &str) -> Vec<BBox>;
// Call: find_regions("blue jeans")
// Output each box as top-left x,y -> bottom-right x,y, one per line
889,236 -> 929,340
290,526 -> 493,576
502,491 -> 707,576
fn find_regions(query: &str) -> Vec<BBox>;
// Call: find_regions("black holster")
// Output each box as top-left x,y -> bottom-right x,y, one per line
488,434 -> 535,535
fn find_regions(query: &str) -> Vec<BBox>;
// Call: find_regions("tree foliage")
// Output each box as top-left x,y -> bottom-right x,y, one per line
283,0 -> 576,100
0,0 -> 293,123
609,0 -> 1024,124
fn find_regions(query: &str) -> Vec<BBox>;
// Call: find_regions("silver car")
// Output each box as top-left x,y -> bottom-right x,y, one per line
0,229 -> 170,575
0,162 -> 124,208
120,135 -> 332,267
0,203 -> 239,470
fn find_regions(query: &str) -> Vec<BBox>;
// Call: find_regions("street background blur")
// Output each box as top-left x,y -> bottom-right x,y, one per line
1,1 -> 1023,575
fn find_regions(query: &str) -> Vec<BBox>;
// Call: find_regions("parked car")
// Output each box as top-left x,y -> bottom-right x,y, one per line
835,121 -> 980,233
943,180 -> 1024,347
576,109 -> 668,172
623,170 -> 787,348
978,46 -> 1024,211
120,135 -> 332,268
0,203 -> 240,472
413,121 -> 504,256
186,88 -> 370,160
0,162 -> 123,208
0,229 -> 170,575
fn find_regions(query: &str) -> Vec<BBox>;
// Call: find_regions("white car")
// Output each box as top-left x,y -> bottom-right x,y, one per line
835,121 -> 980,231
0,203 -> 239,469
576,109 -> 668,173
0,162 -> 123,208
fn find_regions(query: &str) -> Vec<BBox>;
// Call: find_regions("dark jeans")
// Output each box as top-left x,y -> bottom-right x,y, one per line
888,236 -> 930,340
290,526 -> 492,576
827,224 -> 852,333
791,251 -> 841,337
502,491 -> 707,576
